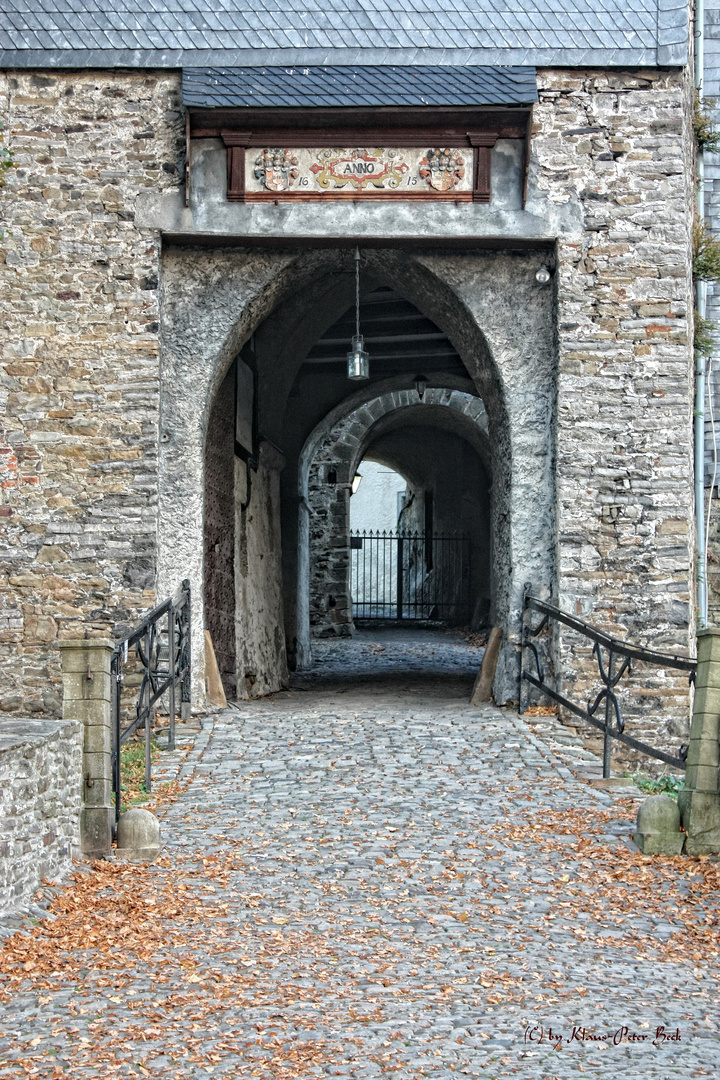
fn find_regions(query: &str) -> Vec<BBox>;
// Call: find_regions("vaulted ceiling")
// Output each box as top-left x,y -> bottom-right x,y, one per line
301,286 -> 467,379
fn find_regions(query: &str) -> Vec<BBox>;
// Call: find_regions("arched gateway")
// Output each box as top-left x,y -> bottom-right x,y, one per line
159,247 -> 556,703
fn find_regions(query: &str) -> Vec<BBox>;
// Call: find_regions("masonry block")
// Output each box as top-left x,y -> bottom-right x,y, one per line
59,639 -> 115,857
679,628 -> 720,854
678,789 -> 720,855
81,806 -> 113,860
83,723 -> 112,755
691,685 -> 720,719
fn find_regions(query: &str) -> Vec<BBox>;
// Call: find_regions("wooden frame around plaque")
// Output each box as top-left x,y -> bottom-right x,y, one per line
189,106 -> 532,205
223,135 -> 494,204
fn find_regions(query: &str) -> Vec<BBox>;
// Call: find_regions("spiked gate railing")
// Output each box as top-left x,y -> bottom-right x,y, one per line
350,530 -> 470,622
521,589 -> 696,778
111,579 -> 191,822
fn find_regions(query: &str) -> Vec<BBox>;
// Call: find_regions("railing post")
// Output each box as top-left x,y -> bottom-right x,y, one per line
112,648 -> 122,824
519,584 -> 531,715
181,578 -> 192,721
679,628 -> 720,854
603,650 -> 614,779
168,602 -> 176,752
397,534 -> 404,621
59,638 -> 115,858
143,625 -> 152,793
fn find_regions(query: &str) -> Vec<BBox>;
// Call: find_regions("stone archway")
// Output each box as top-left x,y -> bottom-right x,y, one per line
300,388 -> 491,640
158,246 -> 554,704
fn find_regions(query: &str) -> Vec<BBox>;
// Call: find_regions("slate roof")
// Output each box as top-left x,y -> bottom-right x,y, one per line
183,66 -> 539,109
0,1 -> 689,70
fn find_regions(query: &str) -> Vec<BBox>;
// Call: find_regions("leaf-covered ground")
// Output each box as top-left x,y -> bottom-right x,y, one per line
1,634 -> 718,1078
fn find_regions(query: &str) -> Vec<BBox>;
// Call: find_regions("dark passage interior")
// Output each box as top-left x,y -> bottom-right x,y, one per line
202,261 -> 500,700
291,624 -> 486,701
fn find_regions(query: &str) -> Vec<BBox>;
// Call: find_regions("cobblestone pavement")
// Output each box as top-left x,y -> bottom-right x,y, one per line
1,630 -> 719,1078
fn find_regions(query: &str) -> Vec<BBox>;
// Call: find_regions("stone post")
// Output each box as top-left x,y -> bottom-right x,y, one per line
678,628 -> 720,855
58,639 -> 115,858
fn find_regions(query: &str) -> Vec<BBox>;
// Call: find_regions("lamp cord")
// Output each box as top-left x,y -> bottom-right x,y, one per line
355,246 -> 360,339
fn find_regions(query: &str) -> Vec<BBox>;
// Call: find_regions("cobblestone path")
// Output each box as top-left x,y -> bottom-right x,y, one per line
1,631 -> 719,1078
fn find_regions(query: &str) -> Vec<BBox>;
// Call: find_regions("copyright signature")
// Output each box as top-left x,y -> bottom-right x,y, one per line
523,1024 -> 681,1048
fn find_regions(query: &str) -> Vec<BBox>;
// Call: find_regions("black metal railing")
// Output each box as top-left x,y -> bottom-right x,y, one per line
350,530 -> 470,622
111,579 -> 191,822
521,590 -> 696,777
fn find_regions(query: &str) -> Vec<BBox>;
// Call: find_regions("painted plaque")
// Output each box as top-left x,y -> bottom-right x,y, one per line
245,147 -> 472,199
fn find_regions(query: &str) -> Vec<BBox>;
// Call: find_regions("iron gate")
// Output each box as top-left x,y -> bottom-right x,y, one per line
111,579 -> 191,822
350,531 -> 470,622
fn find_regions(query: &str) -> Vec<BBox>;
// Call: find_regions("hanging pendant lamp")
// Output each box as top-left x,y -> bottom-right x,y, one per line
347,247 -> 370,381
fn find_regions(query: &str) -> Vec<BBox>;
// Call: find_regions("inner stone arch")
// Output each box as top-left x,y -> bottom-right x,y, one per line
302,389 -> 492,640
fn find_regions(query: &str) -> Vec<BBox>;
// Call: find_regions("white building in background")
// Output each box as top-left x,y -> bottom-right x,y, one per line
350,462 -> 407,535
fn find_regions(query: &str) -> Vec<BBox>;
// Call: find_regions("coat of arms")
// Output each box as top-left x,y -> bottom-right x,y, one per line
310,149 -> 409,190
419,148 -> 466,192
254,148 -> 300,192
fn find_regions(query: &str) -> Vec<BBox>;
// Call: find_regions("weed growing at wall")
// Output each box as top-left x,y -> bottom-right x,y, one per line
694,309 -> 717,356
693,216 -> 720,282
625,772 -> 685,800
0,119 -> 15,236
692,220 -> 720,355
693,94 -> 720,155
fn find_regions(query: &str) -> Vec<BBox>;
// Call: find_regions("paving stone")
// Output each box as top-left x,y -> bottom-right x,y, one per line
0,631 -> 717,1078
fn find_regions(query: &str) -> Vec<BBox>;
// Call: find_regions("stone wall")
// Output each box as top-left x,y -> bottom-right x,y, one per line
0,66 -> 696,749
234,441 -> 289,698
0,68 -> 183,712
202,367 -> 289,700
349,462 -> 407,534
542,68 -> 696,762
0,717 -> 81,913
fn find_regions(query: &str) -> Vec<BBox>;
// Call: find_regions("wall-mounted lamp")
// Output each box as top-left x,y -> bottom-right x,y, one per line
351,473 -> 362,494
414,374 -> 428,400
327,467 -> 337,484
347,247 -> 370,381
535,264 -> 552,285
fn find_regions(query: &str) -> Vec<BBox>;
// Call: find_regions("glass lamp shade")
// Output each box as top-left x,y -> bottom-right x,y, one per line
347,335 -> 370,380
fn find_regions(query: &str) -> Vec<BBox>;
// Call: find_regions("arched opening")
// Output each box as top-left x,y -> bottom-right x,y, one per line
355,410 -> 492,630
304,390 -> 492,638
161,246 -> 555,703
